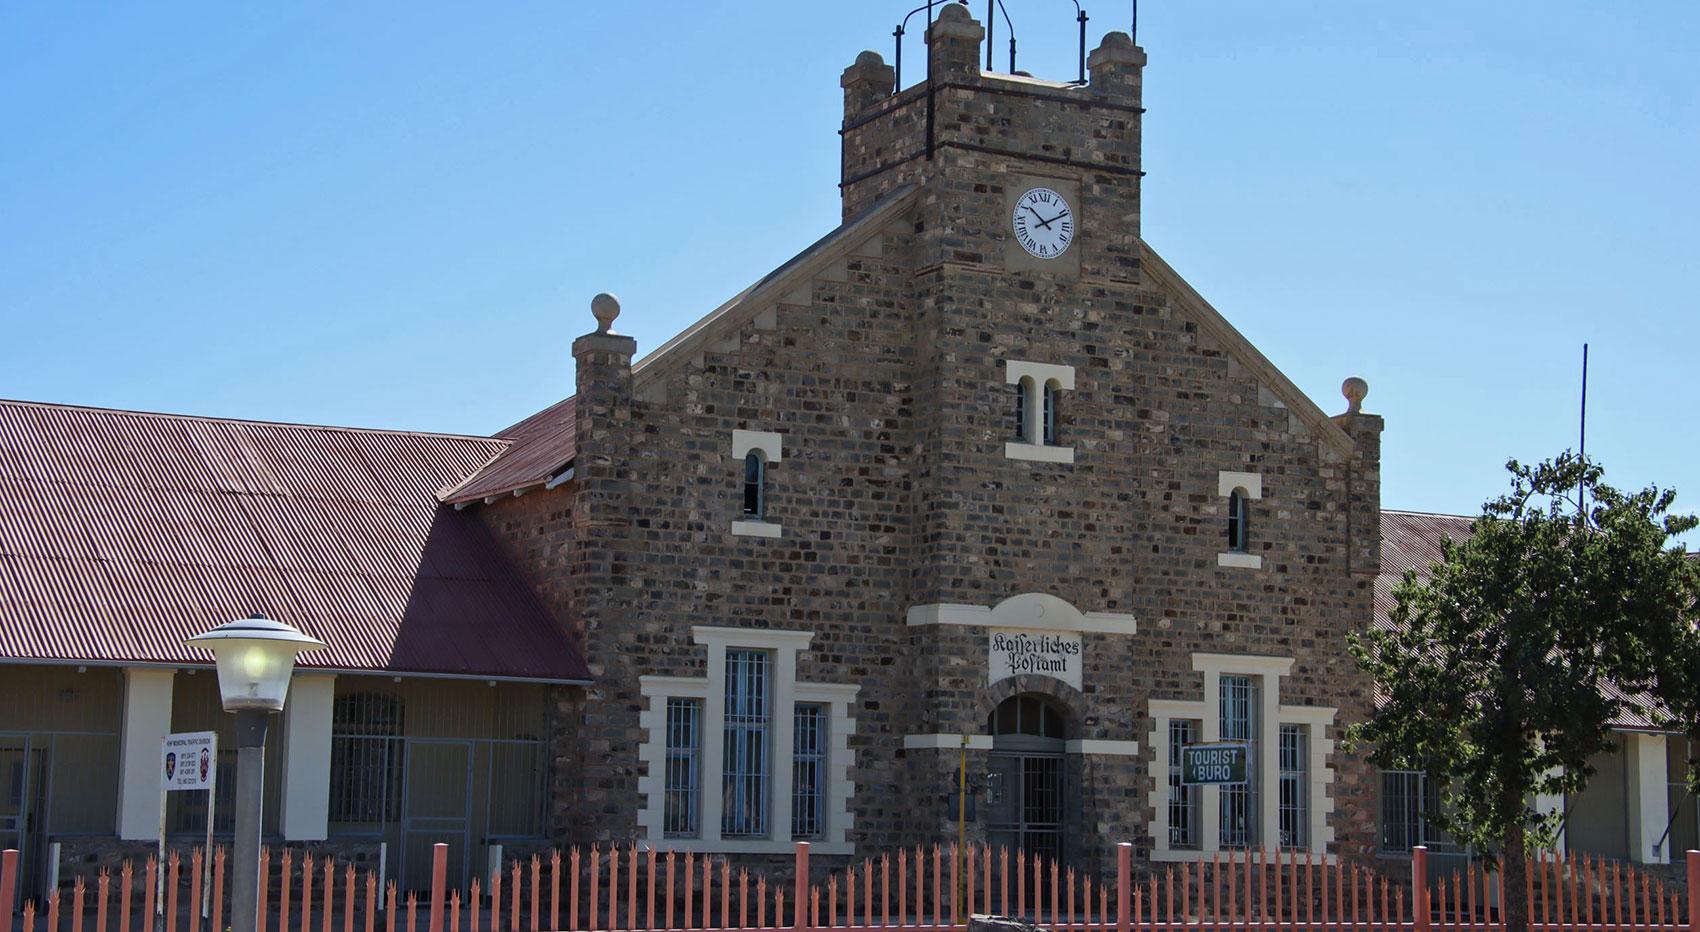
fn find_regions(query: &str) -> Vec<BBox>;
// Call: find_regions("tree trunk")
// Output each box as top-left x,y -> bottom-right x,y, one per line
1502,822 -> 1529,932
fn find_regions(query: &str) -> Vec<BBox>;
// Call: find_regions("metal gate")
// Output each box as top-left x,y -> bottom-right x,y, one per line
0,736 -> 49,908
400,740 -> 473,891
986,752 -> 1064,862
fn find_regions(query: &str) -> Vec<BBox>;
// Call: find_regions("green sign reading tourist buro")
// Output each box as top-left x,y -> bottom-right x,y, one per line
1180,742 -> 1249,785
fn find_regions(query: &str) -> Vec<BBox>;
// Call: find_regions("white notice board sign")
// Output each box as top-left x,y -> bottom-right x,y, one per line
161,731 -> 217,792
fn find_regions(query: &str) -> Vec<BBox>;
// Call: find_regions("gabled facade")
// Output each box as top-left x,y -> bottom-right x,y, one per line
465,5 -> 1386,875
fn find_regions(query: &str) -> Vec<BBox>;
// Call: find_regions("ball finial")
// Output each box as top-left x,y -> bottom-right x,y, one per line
1341,376 -> 1369,415
590,293 -> 621,333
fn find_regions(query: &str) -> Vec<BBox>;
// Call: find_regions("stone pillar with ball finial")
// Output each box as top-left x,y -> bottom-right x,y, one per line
1332,376 -> 1384,578
564,292 -> 639,836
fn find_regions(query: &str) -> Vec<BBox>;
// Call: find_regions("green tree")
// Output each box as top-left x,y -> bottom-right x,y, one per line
1347,454 -> 1700,932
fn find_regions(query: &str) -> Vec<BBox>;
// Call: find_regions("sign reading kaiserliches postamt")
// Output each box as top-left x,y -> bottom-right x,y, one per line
988,628 -> 1083,690
161,731 -> 218,792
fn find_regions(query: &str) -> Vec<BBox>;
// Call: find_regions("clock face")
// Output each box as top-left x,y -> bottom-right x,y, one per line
1012,187 -> 1075,259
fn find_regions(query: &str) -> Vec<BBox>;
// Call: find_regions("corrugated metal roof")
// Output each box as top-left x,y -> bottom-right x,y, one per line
439,396 -> 576,505
1377,508 -> 1665,730
0,399 -> 588,682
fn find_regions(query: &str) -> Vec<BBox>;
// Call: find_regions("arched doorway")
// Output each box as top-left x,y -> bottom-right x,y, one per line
986,694 -> 1068,860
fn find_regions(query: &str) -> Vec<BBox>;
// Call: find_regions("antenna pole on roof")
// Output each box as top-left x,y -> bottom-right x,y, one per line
1131,0 -> 1137,44
1578,343 -> 1589,524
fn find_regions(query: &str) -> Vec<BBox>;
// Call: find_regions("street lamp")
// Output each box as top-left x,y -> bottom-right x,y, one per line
187,615 -> 325,932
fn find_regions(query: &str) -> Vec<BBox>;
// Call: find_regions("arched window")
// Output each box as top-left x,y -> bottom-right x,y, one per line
1227,489 -> 1249,553
988,694 -> 1068,740
742,451 -> 765,520
1015,377 -> 1033,442
1042,380 -> 1060,445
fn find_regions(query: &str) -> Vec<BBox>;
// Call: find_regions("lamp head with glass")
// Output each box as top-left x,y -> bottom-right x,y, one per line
187,614 -> 326,713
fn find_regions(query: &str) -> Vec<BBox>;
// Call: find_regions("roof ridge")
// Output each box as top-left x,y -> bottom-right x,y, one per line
0,397 -> 510,445
1382,507 -> 1479,520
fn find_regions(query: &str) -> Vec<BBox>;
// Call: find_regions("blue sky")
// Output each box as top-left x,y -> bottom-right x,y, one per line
2,2 -> 1695,541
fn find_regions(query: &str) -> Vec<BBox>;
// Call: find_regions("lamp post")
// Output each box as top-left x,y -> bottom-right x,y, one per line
187,615 -> 325,932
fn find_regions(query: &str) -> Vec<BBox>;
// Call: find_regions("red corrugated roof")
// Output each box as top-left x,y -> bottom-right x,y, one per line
439,396 -> 575,504
0,399 -> 588,682
1378,508 -> 1664,730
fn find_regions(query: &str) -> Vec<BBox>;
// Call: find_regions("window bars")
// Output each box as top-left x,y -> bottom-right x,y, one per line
1219,674 -> 1259,847
1042,381 -> 1060,445
1168,719 -> 1201,849
1014,380 -> 1031,442
722,649 -> 771,838
663,698 -> 703,838
791,703 -> 827,839
1279,723 -> 1308,849
328,693 -> 404,826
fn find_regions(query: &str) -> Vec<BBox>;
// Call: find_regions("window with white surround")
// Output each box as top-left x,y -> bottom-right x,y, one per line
1168,719 -> 1201,849
1217,472 -> 1262,569
1004,360 -> 1074,463
731,430 -> 783,537
721,649 -> 771,838
1147,653 -> 1336,860
791,703 -> 827,838
1279,724 -> 1308,849
637,627 -> 858,853
1219,674 -> 1259,847
663,698 -> 702,837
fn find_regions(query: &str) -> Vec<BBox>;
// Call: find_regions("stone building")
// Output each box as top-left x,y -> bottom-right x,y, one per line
451,5 -> 1384,878
1,3 -> 1692,908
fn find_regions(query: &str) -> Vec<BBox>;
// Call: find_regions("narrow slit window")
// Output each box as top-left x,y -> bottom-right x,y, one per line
742,451 -> 765,520
1042,380 -> 1060,445
1227,489 -> 1249,553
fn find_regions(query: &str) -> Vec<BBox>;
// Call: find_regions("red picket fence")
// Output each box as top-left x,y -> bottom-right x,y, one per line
3,843 -> 1699,932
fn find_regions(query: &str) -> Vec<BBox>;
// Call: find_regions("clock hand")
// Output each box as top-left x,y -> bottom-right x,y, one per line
1021,204 -> 1049,225
1040,209 -> 1070,229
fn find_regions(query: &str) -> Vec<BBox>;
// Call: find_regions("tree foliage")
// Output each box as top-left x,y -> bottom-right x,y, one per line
1347,454 -> 1700,932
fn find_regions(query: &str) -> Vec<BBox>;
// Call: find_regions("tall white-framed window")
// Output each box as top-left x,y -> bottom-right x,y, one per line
731,431 -> 783,537
721,649 -> 771,838
1004,360 -> 1075,463
663,698 -> 703,838
1279,724 -> 1309,849
1168,719 -> 1201,849
637,627 -> 858,854
1147,653 -> 1336,861
1217,472 -> 1263,569
1219,674 -> 1259,847
792,703 -> 827,839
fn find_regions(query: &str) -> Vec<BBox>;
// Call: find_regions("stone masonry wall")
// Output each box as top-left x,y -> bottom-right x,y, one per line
476,4 -> 1381,885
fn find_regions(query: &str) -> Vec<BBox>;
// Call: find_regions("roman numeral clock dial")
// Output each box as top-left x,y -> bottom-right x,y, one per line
1012,186 -> 1075,259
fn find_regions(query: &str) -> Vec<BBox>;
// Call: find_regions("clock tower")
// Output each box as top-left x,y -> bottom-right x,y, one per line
836,5 -> 1151,608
